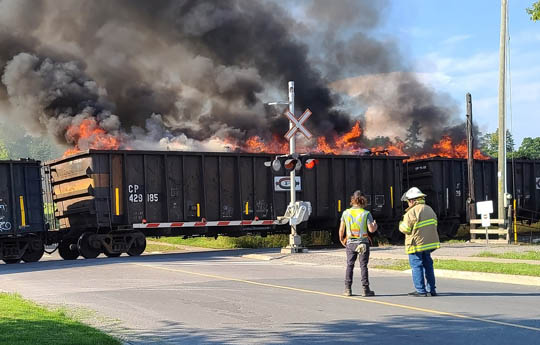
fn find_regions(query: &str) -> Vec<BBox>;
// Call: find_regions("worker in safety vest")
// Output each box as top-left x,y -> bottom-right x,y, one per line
339,190 -> 378,297
399,187 -> 440,297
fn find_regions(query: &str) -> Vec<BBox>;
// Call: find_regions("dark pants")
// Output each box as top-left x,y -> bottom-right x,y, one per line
345,242 -> 370,288
408,250 -> 436,294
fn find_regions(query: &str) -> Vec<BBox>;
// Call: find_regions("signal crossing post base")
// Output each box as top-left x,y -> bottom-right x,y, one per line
281,246 -> 309,253
281,234 -> 308,253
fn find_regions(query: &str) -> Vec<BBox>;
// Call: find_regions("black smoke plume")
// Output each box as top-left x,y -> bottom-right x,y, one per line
0,0 -> 467,154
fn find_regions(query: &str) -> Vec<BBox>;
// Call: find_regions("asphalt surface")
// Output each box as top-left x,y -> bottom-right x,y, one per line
1,248 -> 540,345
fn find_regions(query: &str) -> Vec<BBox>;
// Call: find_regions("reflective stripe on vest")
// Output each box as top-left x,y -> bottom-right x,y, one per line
413,218 -> 438,230
345,208 -> 369,239
399,221 -> 411,234
406,241 -> 441,254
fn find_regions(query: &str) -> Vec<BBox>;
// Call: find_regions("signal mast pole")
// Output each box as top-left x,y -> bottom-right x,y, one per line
497,0 -> 508,230
287,81 -> 300,249
288,82 -> 296,208
268,81 -> 310,253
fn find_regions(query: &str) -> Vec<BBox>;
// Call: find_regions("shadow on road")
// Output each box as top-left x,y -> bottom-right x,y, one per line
0,248 -> 278,274
105,314 -> 539,345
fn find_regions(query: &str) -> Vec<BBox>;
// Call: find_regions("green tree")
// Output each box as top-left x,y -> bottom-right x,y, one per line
0,123 -> 61,161
404,120 -> 423,152
514,137 -> 540,159
0,140 -> 8,159
479,129 -> 514,158
28,136 -> 59,162
366,135 -> 391,147
527,1 -> 540,21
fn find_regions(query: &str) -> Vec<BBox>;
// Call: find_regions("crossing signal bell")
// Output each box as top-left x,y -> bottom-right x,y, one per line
264,158 -> 282,173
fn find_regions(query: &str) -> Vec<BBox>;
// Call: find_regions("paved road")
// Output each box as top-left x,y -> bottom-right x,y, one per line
1,250 -> 540,345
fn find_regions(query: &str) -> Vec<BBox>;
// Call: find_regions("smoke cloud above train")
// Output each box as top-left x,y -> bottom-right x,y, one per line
0,0 -> 470,156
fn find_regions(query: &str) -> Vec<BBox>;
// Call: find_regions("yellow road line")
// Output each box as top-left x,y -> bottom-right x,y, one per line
132,263 -> 540,332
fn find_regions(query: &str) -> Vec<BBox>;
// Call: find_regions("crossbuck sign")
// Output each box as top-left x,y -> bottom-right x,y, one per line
283,108 -> 313,140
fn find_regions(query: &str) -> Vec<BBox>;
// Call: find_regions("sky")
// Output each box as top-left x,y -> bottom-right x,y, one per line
381,0 -> 539,147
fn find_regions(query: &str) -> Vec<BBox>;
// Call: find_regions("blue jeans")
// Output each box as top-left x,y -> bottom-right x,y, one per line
408,250 -> 436,294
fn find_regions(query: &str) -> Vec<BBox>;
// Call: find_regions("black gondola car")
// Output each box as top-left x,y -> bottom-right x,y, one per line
405,158 -> 540,237
508,159 -> 540,223
45,150 -> 406,259
0,159 -> 47,264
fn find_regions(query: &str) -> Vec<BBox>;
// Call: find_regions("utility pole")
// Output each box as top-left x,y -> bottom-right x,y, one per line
497,0 -> 508,229
466,93 -> 475,222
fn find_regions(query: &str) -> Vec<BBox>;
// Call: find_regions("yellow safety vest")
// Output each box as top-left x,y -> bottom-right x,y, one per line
343,208 -> 370,242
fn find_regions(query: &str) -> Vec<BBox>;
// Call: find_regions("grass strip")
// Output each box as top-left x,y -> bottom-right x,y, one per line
0,293 -> 120,345
152,232 -> 332,249
144,243 -> 185,253
473,251 -> 540,261
373,259 -> 540,277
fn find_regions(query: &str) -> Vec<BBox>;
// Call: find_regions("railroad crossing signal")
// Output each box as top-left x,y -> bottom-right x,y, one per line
283,108 -> 313,140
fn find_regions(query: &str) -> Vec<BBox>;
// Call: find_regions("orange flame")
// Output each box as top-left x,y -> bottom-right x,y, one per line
63,118 -> 121,157
334,121 -> 363,151
230,121 -> 489,161
408,135 -> 489,161
60,116 -> 489,162
371,141 -> 407,156
241,134 -> 289,154
313,121 -> 366,154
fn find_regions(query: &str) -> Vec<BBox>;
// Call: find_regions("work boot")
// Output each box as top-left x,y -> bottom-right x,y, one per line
362,287 -> 375,297
408,291 -> 427,297
343,287 -> 352,296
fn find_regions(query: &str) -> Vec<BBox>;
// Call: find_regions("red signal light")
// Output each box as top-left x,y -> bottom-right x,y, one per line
304,159 -> 318,169
284,158 -> 299,170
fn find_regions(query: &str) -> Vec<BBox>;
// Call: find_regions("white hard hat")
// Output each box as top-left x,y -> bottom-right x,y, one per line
401,187 -> 427,201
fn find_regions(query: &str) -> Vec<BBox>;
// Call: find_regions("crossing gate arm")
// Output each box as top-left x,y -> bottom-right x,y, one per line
133,219 -> 289,229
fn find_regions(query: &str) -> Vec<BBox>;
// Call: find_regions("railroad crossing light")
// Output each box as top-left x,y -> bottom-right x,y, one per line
284,158 -> 301,171
304,158 -> 318,169
264,158 -> 282,172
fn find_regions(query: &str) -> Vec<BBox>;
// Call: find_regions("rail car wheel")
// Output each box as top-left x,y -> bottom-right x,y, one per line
21,235 -> 45,263
78,232 -> 101,259
3,258 -> 21,264
58,239 -> 79,260
127,233 -> 146,256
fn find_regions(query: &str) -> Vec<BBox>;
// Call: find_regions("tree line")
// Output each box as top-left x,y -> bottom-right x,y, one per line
0,124 -> 62,162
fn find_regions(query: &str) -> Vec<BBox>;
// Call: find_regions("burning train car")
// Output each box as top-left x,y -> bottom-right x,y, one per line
44,150 -> 405,260
3,149 -> 539,264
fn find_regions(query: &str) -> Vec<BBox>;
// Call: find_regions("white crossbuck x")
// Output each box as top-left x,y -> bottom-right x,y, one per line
283,108 -> 313,140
